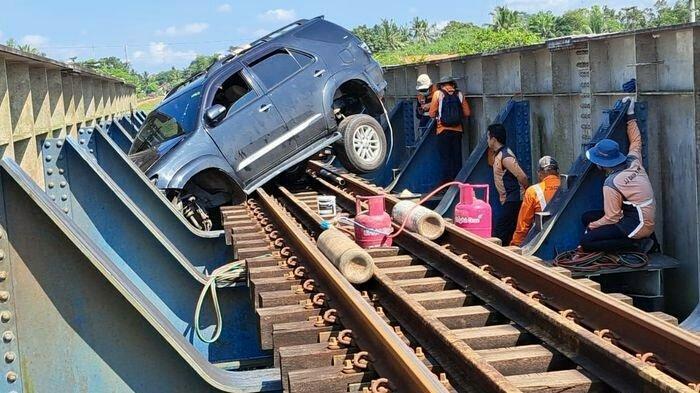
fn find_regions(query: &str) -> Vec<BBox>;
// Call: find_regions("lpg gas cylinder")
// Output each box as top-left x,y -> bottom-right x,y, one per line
354,195 -> 393,248
454,184 -> 492,238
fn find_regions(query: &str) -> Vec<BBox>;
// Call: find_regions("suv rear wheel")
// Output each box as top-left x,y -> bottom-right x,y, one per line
334,114 -> 387,173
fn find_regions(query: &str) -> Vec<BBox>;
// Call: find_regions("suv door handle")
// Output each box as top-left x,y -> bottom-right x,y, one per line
259,104 -> 272,113
313,69 -> 326,78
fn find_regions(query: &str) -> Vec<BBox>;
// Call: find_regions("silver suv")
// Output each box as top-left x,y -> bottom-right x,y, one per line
128,17 -> 388,229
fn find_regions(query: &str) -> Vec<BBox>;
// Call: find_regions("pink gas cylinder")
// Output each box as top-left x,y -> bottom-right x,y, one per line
454,184 -> 492,238
354,195 -> 393,248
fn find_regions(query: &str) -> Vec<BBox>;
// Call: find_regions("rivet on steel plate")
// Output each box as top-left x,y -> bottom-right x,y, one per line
323,309 -> 338,324
2,332 -> 12,343
0,251 -> 4,261
79,129 -> 85,134
4,352 -> 14,363
46,168 -> 53,175
89,149 -> 94,153
0,292 -> 8,302
312,292 -> 326,307
341,359 -> 356,374
337,329 -> 353,346
43,141 -> 51,148
0,312 -> 10,323
352,351 -> 370,369
58,168 -> 64,174
370,378 -> 390,393
5,371 -> 16,383
61,195 -> 68,201
45,155 -> 52,162
60,181 -> 67,188
56,140 -> 63,147
63,207 -> 69,214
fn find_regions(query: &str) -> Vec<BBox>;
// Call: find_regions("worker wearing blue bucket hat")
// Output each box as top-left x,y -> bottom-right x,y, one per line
580,96 -> 656,253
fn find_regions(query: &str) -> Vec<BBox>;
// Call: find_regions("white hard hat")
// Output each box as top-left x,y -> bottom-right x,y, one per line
416,74 -> 431,91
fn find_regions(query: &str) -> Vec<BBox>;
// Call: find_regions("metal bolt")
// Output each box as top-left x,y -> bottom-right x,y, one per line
87,129 -> 92,134
4,352 -> 15,363
62,207 -> 69,214
56,140 -> 63,148
2,332 -> 13,343
58,168 -> 64,174
46,168 -> 53,175
89,149 -> 94,153
79,129 -> 84,134
43,141 -> 51,148
6,371 -> 16,383
47,182 -> 54,189
0,312 -> 10,323
0,292 -> 9,302
59,181 -> 66,188
45,155 -> 52,162
61,195 -> 68,201
79,139 -> 85,145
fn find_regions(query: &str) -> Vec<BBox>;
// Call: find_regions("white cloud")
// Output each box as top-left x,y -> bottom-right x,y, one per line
217,3 -> 232,12
258,9 -> 296,22
156,22 -> 209,36
133,42 -> 197,65
236,26 -> 271,39
434,20 -> 450,31
20,34 -> 48,47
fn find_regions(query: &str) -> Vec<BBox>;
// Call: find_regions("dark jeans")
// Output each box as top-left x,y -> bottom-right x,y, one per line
580,210 -> 637,252
494,200 -> 522,246
438,131 -> 463,183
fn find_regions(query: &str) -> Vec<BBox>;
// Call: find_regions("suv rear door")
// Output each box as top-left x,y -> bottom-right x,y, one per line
204,63 -> 290,186
246,47 -> 329,152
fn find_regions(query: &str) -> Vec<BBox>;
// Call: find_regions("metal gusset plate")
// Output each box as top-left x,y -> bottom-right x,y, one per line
40,138 -> 263,363
0,158 -> 280,392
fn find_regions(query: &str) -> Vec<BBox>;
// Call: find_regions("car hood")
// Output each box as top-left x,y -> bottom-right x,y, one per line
129,135 -> 185,173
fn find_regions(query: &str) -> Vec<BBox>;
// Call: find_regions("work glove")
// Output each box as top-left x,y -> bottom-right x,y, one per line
622,96 -> 635,116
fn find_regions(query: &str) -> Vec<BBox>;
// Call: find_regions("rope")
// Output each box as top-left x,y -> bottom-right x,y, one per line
194,257 -> 258,343
554,249 -> 648,272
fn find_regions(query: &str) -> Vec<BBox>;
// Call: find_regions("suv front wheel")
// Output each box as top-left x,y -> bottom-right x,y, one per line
334,114 -> 387,173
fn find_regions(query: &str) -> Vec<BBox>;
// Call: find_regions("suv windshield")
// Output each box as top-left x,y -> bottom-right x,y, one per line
130,86 -> 203,154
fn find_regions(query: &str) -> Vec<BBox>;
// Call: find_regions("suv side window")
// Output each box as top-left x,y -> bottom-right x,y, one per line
249,49 -> 312,89
211,71 -> 258,117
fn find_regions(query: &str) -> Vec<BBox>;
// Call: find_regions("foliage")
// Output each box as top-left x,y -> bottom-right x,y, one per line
4,38 -> 46,56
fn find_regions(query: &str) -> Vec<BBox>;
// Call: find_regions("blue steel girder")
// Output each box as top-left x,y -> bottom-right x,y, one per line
434,99 -> 531,218
0,158 -> 280,392
75,125 -> 232,271
40,138 -> 266,364
118,115 -> 139,138
98,120 -> 134,153
521,100 -> 648,259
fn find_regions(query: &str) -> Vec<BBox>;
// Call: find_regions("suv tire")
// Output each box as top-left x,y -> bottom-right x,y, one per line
335,114 -> 387,173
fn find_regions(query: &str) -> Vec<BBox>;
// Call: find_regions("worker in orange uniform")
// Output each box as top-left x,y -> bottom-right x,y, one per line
487,123 -> 530,246
580,96 -> 656,253
510,156 -> 561,246
428,75 -> 471,182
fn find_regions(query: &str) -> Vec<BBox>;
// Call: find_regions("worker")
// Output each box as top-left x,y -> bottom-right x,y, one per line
487,123 -> 529,246
580,96 -> 655,253
428,75 -> 471,134
510,156 -> 561,246
415,74 -> 435,129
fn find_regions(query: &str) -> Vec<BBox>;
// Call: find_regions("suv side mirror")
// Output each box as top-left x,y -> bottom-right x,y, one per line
205,104 -> 227,126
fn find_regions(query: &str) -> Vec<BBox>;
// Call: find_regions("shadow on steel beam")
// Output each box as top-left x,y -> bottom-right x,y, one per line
434,99 -> 531,218
75,126 -> 232,271
521,100 -> 646,260
40,138 -> 266,363
0,158 -> 279,392
118,115 -> 140,138
98,119 -> 134,153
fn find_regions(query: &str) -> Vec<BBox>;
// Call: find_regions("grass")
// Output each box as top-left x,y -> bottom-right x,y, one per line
137,96 -> 164,114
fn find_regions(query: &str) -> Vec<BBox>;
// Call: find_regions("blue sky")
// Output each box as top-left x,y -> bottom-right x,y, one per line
0,0 -> 656,73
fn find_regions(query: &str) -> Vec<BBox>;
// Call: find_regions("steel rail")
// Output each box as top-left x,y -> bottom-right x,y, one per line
307,160 -> 699,392
253,188 -> 448,393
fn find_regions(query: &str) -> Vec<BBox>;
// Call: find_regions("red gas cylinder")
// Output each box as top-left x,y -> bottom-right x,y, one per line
454,184 -> 492,238
354,195 -> 393,248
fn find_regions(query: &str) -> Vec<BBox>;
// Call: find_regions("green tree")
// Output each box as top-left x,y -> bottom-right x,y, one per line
5,38 -> 45,56
528,11 -> 559,38
619,6 -> 653,30
376,19 -> 409,50
652,0 -> 690,26
409,17 -> 434,44
490,6 -> 525,31
185,54 -> 219,77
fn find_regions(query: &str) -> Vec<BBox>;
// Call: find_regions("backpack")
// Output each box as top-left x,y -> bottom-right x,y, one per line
439,89 -> 462,126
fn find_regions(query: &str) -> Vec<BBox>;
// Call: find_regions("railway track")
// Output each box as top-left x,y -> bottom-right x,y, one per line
220,162 -> 699,392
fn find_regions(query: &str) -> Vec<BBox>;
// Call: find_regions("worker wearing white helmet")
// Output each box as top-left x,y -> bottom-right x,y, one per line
511,156 -> 561,246
415,74 -> 435,128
